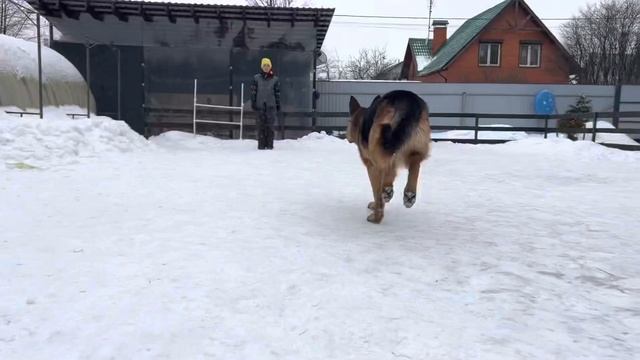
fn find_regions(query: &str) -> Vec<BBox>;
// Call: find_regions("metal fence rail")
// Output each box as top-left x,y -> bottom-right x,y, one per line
143,110 -> 640,150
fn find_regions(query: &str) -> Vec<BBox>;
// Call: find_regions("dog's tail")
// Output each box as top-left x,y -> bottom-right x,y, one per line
380,95 -> 425,153
380,124 -> 400,152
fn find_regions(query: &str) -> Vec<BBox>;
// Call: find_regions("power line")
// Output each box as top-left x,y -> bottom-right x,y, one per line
333,13 -> 636,21
334,14 -> 570,20
332,21 -> 565,31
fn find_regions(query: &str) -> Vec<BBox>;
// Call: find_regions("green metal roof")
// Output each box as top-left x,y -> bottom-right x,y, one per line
409,38 -> 433,58
408,38 -> 433,71
418,0 -> 512,76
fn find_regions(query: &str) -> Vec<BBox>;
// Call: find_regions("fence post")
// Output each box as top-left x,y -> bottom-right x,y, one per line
239,82 -> 244,140
192,78 -> 197,135
613,84 -> 621,128
543,116 -> 549,139
37,14 -> 43,119
474,116 -> 479,142
85,44 -> 91,119
591,113 -> 598,142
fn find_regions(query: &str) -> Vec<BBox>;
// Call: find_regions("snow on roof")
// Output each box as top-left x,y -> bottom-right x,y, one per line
0,35 -> 85,83
415,55 -> 432,71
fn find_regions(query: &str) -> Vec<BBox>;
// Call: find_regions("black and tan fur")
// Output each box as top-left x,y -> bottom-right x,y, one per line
347,90 -> 431,224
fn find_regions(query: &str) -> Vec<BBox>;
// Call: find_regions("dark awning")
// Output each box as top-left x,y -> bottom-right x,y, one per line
26,0 -> 334,50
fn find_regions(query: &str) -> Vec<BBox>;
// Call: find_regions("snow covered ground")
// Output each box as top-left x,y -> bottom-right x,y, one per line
1,118 -> 640,359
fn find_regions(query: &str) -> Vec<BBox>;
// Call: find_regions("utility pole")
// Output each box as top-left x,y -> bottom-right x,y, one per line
427,0 -> 434,40
37,13 -> 43,118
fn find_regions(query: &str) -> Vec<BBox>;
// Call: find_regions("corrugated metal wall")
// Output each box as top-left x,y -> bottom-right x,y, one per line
620,86 -> 640,132
316,80 -> 639,129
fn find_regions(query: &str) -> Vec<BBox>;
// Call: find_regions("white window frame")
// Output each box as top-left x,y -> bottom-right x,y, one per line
519,43 -> 541,68
479,42 -> 501,67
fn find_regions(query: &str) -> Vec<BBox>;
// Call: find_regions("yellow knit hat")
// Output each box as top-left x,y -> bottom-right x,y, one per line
261,58 -> 272,68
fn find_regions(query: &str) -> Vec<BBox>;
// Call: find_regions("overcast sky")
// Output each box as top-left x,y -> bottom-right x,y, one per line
205,0 -> 595,60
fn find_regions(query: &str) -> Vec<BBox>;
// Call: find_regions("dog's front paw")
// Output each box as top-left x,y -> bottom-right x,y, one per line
367,201 -> 376,210
403,192 -> 416,208
382,186 -> 394,203
367,210 -> 384,224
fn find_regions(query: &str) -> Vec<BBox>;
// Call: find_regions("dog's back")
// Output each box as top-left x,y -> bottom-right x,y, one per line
360,90 -> 431,159
379,90 -> 429,153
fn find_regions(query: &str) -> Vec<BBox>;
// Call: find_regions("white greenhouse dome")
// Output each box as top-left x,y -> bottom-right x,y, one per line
0,34 -> 95,111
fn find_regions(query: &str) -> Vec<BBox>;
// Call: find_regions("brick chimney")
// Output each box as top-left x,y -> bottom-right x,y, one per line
431,20 -> 449,55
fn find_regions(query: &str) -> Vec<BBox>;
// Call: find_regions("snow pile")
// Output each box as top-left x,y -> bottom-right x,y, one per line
0,35 -> 84,82
500,137 -> 640,162
586,120 -> 640,146
1,110 -> 148,169
151,130 -> 349,152
288,130 -> 348,146
150,130 -> 232,151
432,121 -> 639,146
433,124 -> 529,141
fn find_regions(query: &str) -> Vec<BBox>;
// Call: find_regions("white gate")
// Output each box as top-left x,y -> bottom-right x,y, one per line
192,79 -> 244,139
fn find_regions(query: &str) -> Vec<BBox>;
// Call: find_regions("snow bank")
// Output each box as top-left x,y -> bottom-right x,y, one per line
432,121 -> 639,146
288,130 -> 348,146
433,124 -> 529,141
150,130 -> 227,151
150,130 -> 348,152
586,120 -> 640,146
499,137 -> 640,162
1,110 -> 148,169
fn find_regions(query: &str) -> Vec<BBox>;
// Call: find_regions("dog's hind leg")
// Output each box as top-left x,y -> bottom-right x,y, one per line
367,166 -> 386,224
404,152 -> 426,208
381,165 -> 397,203
366,163 -> 377,210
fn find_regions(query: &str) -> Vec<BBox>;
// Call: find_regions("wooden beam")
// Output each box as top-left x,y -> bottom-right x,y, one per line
112,3 -> 128,22
191,6 -> 199,24
166,5 -> 176,23
139,4 -> 152,22
60,3 -> 80,20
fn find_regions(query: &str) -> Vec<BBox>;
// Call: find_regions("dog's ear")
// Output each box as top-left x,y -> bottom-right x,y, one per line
349,96 -> 361,116
371,95 -> 381,105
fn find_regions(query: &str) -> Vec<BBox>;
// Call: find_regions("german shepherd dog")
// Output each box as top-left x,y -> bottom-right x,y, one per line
347,90 -> 431,224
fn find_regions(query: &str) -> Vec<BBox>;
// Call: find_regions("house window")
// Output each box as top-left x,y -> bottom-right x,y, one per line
479,43 -> 501,66
520,43 -> 541,67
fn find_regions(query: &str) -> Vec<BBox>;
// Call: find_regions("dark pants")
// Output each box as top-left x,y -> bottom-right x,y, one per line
257,106 -> 277,149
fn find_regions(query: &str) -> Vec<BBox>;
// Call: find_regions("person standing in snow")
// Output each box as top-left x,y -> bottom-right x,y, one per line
251,58 -> 281,150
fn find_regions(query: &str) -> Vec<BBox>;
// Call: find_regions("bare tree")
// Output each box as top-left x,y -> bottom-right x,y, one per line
317,50 -> 348,80
246,0 -> 310,6
345,47 -> 398,80
0,0 -> 48,43
561,0 -> 640,85
1,0 -> 29,37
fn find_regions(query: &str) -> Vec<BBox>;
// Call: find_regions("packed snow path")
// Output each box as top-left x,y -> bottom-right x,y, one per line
1,131 -> 639,359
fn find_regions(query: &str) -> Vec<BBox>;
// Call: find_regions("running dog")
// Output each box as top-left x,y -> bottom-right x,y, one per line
347,90 -> 431,224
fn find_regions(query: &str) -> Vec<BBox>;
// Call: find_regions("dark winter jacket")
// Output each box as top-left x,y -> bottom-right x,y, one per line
251,71 -> 281,111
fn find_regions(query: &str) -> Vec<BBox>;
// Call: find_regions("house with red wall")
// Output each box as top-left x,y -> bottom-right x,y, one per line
400,0 -> 574,84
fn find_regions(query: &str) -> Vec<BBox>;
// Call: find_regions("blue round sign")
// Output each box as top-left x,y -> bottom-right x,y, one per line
534,89 -> 556,115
